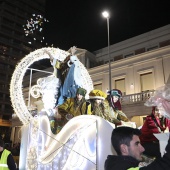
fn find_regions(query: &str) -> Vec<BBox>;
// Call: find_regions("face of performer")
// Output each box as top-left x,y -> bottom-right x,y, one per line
155,107 -> 163,118
95,99 -> 102,105
76,93 -> 83,101
113,95 -> 119,103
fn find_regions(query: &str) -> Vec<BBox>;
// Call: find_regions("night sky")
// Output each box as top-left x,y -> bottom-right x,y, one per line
44,0 -> 170,52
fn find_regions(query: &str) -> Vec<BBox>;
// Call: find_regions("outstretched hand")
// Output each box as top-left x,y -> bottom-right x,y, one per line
70,46 -> 77,55
43,49 -> 53,60
54,107 -> 59,117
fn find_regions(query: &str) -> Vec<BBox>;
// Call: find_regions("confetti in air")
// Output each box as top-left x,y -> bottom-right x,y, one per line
23,14 -> 49,45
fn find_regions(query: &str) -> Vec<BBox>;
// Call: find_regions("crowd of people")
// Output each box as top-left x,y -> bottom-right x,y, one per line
4,85 -> 170,170
4,85 -> 170,169
104,84 -> 170,169
49,84 -> 170,169
51,88 -> 130,134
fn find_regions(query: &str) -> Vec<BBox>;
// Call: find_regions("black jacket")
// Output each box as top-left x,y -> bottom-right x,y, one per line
105,155 -> 139,170
105,135 -> 170,170
105,153 -> 170,170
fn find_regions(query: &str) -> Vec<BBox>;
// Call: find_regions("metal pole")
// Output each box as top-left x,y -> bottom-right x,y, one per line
28,69 -> 33,108
107,17 -> 112,90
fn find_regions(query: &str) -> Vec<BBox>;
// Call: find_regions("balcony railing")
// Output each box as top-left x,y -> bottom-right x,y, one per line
122,90 -> 155,105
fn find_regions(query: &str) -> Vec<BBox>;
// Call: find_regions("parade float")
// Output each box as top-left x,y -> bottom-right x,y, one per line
10,47 -> 116,170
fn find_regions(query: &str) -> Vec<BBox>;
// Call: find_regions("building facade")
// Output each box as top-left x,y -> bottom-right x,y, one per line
91,24 -> 170,94
89,24 -> 170,126
0,0 -> 46,128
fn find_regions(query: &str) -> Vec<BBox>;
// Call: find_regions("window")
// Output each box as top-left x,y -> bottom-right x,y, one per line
94,83 -> 102,90
114,55 -> 123,61
124,53 -> 134,58
115,78 -> 125,95
147,46 -> 158,51
135,48 -> 145,55
140,72 -> 154,91
160,40 -> 170,47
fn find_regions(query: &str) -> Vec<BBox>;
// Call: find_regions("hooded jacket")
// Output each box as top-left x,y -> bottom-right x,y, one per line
140,109 -> 170,144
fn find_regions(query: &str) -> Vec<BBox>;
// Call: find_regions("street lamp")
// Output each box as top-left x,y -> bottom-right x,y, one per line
102,11 -> 112,91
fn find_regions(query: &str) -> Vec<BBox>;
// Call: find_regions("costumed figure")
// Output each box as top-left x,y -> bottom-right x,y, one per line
140,106 -> 170,158
107,89 -> 129,122
43,46 -> 93,106
88,89 -> 121,124
10,47 -> 99,169
30,47 -> 93,134
54,87 -> 91,133
142,84 -> 170,158
61,46 -> 93,101
43,48 -> 71,106
43,49 -> 64,78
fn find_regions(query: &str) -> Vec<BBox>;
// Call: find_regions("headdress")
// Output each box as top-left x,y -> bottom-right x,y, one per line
107,89 -> 122,110
76,88 -> 87,97
89,89 -> 107,100
108,89 -> 122,98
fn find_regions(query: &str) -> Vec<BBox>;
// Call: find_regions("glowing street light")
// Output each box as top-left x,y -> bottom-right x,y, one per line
102,11 -> 112,90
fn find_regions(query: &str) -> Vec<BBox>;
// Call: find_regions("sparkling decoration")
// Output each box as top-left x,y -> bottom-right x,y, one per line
30,85 -> 42,98
10,46 -> 108,169
26,115 -> 98,169
10,46 -> 94,124
10,47 -> 70,125
31,76 -> 61,117
23,14 -> 49,44
145,84 -> 170,118
23,14 -> 48,36
26,117 -> 39,170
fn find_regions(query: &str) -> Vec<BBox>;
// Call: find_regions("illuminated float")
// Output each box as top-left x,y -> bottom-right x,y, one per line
10,47 -> 116,170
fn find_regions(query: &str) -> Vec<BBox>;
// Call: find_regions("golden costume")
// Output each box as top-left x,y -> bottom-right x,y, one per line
58,97 -> 91,117
89,89 -> 121,125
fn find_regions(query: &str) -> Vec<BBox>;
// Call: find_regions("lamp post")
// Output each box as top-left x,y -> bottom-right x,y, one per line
102,11 -> 112,91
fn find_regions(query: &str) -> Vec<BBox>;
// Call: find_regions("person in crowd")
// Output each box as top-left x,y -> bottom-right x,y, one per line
88,89 -> 121,125
52,87 -> 90,134
11,143 -> 20,156
55,87 -> 90,124
105,126 -> 170,170
0,139 -> 17,170
140,106 -> 170,158
107,89 -> 129,122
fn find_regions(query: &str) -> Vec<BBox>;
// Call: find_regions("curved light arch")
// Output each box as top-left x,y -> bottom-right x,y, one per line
10,47 -> 94,125
10,47 -> 70,125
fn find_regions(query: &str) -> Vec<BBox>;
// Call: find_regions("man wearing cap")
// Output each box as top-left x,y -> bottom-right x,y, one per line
0,140 -> 17,170
107,89 -> 129,122
56,87 -> 91,122
88,89 -> 121,124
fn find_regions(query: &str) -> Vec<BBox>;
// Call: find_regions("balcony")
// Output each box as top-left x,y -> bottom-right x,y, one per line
122,90 -> 155,104
122,90 -> 155,118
